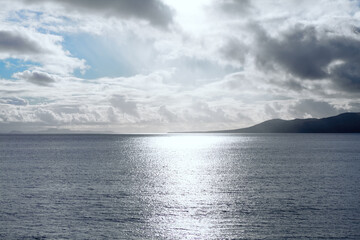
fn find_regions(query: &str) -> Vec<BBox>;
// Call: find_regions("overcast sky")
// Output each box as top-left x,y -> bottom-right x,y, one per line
1,0 -> 360,133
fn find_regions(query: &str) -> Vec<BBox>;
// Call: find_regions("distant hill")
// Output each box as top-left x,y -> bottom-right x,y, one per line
212,112 -> 360,133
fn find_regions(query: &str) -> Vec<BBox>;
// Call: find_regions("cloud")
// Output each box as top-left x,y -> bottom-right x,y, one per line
216,0 -> 253,16
35,108 -> 59,124
185,100 -> 231,123
254,24 -> 360,80
220,23 -> 360,93
158,105 -> 178,122
330,62 -> 360,92
107,107 -> 118,123
348,102 -> 360,112
282,79 -> 304,92
219,38 -> 248,67
252,24 -> 331,79
110,95 -> 139,117
0,97 -> 28,106
24,0 -> 174,28
0,28 -> 87,75
264,104 -> 281,119
0,30 -> 43,54
13,70 -> 57,86
289,99 -> 342,118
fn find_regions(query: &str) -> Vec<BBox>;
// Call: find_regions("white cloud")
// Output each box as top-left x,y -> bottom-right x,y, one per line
0,97 -> 28,106
110,95 -> 139,118
0,27 -> 87,75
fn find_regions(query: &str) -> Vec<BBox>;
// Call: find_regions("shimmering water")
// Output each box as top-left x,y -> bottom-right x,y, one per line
0,134 -> 359,239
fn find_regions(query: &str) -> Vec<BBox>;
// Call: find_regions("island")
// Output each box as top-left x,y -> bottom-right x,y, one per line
209,112 -> 360,133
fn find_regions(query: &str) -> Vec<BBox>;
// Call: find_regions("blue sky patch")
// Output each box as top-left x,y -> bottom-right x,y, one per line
63,33 -> 137,79
0,59 -> 40,79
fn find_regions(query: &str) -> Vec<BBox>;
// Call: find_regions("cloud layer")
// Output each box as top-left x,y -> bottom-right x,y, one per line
25,0 -> 174,28
0,0 -> 359,133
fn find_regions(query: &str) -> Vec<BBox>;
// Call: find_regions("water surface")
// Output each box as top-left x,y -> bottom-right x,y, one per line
0,134 -> 359,239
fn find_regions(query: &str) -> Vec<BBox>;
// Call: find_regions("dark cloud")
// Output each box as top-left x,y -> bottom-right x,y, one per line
330,62 -> 360,92
349,102 -> 360,112
256,25 -> 360,86
0,30 -> 43,54
220,38 -> 248,65
217,0 -> 253,16
110,95 -> 139,117
283,79 -> 304,92
222,23 -> 360,92
289,99 -> 342,118
13,70 -> 56,86
25,0 -> 173,28
253,25 -> 332,79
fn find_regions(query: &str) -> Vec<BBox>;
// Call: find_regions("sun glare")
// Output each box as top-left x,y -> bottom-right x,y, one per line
147,134 -> 226,238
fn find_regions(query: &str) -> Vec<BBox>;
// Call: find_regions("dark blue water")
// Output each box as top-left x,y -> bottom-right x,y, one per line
0,134 -> 359,239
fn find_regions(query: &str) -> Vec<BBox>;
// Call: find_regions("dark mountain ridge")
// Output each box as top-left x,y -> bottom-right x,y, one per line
212,112 -> 360,133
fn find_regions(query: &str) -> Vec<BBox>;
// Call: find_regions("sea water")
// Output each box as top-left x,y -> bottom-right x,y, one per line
0,134 -> 359,239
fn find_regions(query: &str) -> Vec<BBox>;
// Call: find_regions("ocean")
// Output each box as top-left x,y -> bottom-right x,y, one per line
0,134 -> 359,239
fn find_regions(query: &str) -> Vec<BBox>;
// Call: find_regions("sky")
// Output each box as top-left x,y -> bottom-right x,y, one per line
1,0 -> 360,133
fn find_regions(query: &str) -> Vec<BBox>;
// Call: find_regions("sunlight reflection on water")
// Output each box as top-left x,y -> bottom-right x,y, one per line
145,134 -> 242,239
